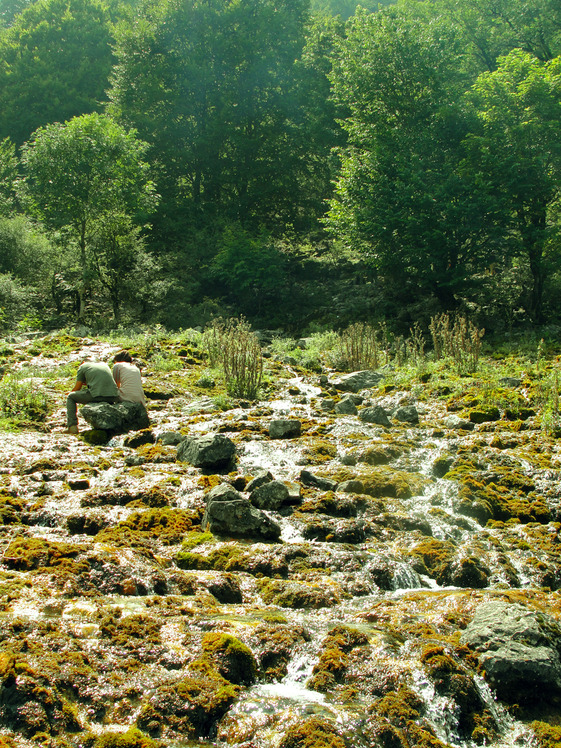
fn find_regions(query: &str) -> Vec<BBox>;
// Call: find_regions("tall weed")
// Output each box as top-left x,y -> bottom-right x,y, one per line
0,371 -> 50,423
203,317 -> 263,399
429,314 -> 484,374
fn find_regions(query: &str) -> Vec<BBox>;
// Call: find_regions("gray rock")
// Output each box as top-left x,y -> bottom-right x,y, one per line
206,483 -> 243,503
393,405 -> 419,424
320,399 -> 336,413
499,377 -> 522,388
245,469 -> 274,493
300,469 -> 338,492
81,401 -> 150,434
337,479 -> 365,495
461,601 -> 561,702
444,414 -> 475,431
177,433 -> 236,469
157,431 -> 185,446
202,485 -> 281,541
332,370 -> 384,393
335,397 -> 358,415
269,419 -> 301,439
359,405 -> 391,426
250,480 -> 289,510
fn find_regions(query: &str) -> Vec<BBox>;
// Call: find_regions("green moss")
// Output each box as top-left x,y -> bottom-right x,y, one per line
530,721 -> 561,747
180,531 -> 214,550
137,660 -> 239,739
279,716 -> 347,748
94,728 -> 160,748
3,538 -> 82,571
201,632 -> 257,685
258,579 -> 340,609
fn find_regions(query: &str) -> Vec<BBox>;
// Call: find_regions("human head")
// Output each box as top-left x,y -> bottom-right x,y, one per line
114,350 -> 133,363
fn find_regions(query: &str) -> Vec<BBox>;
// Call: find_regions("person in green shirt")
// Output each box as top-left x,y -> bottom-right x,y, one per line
65,360 -> 119,434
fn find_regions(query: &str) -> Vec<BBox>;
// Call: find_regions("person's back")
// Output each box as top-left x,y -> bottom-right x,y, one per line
77,361 -> 119,398
112,359 -> 146,405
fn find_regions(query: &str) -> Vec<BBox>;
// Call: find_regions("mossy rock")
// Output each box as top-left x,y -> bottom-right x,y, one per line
408,538 -> 455,584
530,721 -> 561,748
175,543 -> 288,578
250,623 -> 309,681
81,487 -> 171,508
279,716 -> 347,748
359,445 -> 402,465
298,491 -> 366,517
469,407 -> 500,424
258,579 -> 341,609
98,611 -> 162,647
94,728 -> 160,748
0,655 -> 81,738
301,440 -> 338,465
336,467 -> 426,499
201,632 -> 257,685
0,493 -> 25,524
3,538 -> 81,571
136,660 -> 239,739
420,646 -> 497,741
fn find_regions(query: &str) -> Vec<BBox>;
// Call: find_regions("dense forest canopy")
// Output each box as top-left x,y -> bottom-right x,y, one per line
0,0 -> 559,333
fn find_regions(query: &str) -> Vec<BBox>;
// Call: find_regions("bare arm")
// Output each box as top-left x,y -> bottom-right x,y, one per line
70,380 -> 84,393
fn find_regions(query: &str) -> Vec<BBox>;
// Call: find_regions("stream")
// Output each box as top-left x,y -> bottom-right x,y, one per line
0,340 -> 559,747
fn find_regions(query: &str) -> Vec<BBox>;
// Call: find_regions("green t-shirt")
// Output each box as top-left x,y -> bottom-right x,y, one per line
76,362 -> 119,398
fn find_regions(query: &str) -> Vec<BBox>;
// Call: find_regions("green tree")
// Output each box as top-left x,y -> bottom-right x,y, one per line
108,0 -> 309,237
435,0 -> 561,72
467,50 -> 561,323
0,138 -> 17,215
19,113 -> 159,321
0,0 -> 114,145
326,7 -> 498,313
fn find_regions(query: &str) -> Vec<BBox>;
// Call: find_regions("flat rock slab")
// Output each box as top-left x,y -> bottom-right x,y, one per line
81,401 -> 150,434
332,370 -> 384,393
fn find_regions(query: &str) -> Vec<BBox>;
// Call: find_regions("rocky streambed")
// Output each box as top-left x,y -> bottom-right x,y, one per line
0,334 -> 561,748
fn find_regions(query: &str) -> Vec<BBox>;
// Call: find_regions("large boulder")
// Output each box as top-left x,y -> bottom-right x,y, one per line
249,480 -> 289,510
80,401 -> 149,434
359,406 -> 391,427
460,601 -> 561,704
177,434 -> 236,469
393,405 -> 419,425
269,419 -> 301,439
202,484 -> 281,541
332,370 -> 383,393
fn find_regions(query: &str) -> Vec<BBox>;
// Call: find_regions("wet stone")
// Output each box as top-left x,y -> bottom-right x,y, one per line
332,370 -> 384,392
359,405 -> 391,426
249,480 -> 289,510
269,419 -> 302,439
177,433 -> 236,469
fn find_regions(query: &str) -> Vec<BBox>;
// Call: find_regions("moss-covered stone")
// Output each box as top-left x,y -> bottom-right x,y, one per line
279,716 -> 347,748
94,728 -> 160,748
3,538 -> 82,571
258,578 -> 341,609
201,632 -> 257,685
136,661 -> 239,739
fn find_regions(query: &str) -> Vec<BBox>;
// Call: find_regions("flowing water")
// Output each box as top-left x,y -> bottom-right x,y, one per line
0,345 -> 559,747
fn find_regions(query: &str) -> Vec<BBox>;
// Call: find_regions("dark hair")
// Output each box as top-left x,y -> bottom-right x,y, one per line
114,350 -> 133,363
